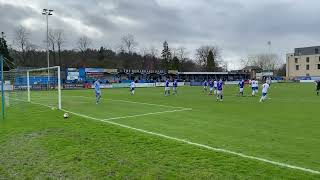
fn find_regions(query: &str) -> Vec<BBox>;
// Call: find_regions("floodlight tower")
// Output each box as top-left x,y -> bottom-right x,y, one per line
42,9 -> 53,89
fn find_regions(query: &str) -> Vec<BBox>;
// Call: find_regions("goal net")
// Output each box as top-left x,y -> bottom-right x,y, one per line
3,66 -> 61,110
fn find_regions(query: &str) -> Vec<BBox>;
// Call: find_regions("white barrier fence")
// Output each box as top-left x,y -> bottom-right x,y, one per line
300,80 -> 315,83
91,82 -> 187,89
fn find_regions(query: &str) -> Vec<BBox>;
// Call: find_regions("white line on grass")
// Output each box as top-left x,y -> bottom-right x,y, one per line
101,108 -> 192,121
12,98 -> 320,175
65,95 -> 188,109
61,109 -> 320,175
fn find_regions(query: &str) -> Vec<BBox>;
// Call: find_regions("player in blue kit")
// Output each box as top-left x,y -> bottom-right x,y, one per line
94,79 -> 101,104
173,79 -> 178,95
209,80 -> 214,95
238,79 -> 245,96
216,79 -> 224,101
203,80 -> 208,92
316,80 -> 320,96
164,79 -> 170,96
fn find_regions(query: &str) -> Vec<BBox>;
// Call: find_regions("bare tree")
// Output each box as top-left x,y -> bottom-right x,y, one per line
15,26 -> 30,63
195,45 -> 221,70
48,30 -> 56,65
77,36 -> 91,59
121,34 -> 137,54
244,53 -> 282,71
55,29 -> 65,66
176,46 -> 188,61
149,46 -> 158,58
78,36 -> 91,51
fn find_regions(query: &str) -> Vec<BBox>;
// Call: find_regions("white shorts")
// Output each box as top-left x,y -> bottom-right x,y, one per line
165,87 -> 170,91
217,90 -> 223,95
239,88 -> 244,92
173,87 -> 177,91
210,88 -> 213,91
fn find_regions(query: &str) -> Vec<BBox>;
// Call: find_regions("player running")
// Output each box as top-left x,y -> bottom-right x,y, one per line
216,79 -> 224,101
164,79 -> 170,96
209,80 -> 214,95
173,79 -> 178,95
316,80 -> 320,96
259,81 -> 270,102
130,80 -> 135,95
251,79 -> 258,96
266,77 -> 271,86
203,80 -> 208,92
213,79 -> 218,95
94,79 -> 101,104
238,79 -> 245,96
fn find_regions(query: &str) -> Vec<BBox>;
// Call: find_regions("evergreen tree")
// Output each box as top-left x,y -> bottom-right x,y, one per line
98,46 -> 105,61
171,56 -> 180,70
161,41 -> 171,70
0,33 -> 14,70
206,50 -> 215,71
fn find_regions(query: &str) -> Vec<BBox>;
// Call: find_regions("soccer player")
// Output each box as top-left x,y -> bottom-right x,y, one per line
203,80 -> 208,92
266,77 -> 271,86
255,80 -> 259,94
130,80 -> 135,95
216,79 -> 224,101
173,79 -> 178,95
209,80 -> 214,95
94,79 -> 101,104
213,79 -> 218,95
251,79 -> 257,96
164,79 -> 170,96
260,81 -> 270,102
316,80 -> 320,96
238,79 -> 244,96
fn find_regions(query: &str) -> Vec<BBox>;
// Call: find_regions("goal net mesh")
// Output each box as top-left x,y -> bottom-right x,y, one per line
3,66 -> 61,110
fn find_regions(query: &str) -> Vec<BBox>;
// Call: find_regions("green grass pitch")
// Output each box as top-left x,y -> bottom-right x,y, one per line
0,83 -> 320,179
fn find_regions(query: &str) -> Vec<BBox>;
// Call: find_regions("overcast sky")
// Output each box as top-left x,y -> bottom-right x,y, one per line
1,0 -> 320,69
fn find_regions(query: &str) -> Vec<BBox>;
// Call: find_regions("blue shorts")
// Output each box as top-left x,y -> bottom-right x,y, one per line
96,92 -> 101,96
262,93 -> 267,96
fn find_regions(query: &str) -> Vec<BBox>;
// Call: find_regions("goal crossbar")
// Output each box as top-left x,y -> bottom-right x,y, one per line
26,66 -> 61,110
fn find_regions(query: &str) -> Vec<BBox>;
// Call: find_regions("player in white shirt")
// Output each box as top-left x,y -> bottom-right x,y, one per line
213,79 -> 218,95
251,79 -> 257,96
266,77 -> 271,86
255,80 -> 259,94
130,81 -> 135,95
259,82 -> 270,102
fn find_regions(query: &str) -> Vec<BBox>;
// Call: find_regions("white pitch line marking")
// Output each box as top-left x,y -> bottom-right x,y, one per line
12,98 -> 320,175
62,109 -> 320,175
65,95 -> 189,109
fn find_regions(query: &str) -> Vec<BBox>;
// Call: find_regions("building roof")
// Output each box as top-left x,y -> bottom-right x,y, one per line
242,66 -> 262,70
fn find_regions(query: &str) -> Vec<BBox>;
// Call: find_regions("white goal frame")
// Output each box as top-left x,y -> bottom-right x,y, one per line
27,66 -> 61,109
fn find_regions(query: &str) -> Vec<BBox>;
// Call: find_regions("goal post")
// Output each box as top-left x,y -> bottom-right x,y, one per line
26,66 -> 62,110
3,66 -> 62,111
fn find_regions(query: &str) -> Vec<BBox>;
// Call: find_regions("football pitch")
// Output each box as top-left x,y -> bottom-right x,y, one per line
1,83 -> 320,179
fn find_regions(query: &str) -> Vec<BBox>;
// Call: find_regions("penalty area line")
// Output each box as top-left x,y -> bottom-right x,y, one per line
62,109 -> 320,175
65,95 -> 189,109
13,98 -> 320,175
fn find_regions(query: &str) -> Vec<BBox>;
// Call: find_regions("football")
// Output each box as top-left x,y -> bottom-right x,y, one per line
63,113 -> 69,119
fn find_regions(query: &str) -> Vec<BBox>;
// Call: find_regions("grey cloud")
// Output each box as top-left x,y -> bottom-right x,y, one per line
1,0 -> 320,69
